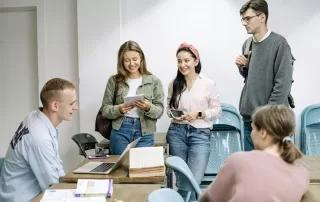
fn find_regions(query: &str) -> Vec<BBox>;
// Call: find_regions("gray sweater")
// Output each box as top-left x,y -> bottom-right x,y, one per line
239,32 -> 294,122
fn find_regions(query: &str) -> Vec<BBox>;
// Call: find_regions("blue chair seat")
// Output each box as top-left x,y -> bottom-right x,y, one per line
165,156 -> 202,202
147,188 -> 184,202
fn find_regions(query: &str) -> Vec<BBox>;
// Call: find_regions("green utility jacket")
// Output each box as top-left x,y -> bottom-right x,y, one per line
101,74 -> 164,135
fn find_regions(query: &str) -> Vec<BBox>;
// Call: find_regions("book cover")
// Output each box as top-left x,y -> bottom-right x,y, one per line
75,179 -> 113,197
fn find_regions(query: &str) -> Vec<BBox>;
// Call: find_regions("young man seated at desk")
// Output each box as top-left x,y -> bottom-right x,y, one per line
0,78 -> 79,202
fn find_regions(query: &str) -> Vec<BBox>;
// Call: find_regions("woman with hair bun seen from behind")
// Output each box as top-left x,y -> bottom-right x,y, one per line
199,104 -> 310,202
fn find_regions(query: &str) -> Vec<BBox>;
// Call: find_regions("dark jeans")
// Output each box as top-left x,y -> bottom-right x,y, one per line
167,123 -> 211,201
244,121 -> 255,151
109,117 -> 154,155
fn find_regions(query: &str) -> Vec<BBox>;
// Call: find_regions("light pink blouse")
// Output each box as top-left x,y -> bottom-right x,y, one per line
167,74 -> 221,128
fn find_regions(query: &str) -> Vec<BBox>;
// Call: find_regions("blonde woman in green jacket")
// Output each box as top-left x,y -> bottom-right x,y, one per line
101,41 -> 165,155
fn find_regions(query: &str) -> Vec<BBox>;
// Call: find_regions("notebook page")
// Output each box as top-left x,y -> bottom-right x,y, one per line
129,147 -> 164,169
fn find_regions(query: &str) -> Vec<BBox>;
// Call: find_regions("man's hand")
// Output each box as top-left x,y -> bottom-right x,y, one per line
235,55 -> 247,68
119,103 -> 134,114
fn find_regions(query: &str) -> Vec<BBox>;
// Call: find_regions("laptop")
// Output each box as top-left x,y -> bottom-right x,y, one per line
73,138 -> 141,175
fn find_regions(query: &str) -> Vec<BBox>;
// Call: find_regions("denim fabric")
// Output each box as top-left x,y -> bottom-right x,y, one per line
244,121 -> 255,151
109,117 -> 154,155
167,123 -> 211,201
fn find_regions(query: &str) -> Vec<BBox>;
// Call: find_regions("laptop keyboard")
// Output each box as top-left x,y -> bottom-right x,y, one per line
90,163 -> 115,173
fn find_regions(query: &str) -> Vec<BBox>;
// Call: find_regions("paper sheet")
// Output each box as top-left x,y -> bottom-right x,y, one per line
40,189 -> 105,202
124,94 -> 144,104
41,189 -> 76,200
130,147 -> 164,168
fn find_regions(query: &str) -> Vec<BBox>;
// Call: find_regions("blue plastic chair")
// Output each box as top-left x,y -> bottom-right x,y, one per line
300,105 -> 312,154
201,103 -> 243,186
300,104 -> 320,155
147,188 -> 184,202
0,157 -> 4,175
165,156 -> 202,202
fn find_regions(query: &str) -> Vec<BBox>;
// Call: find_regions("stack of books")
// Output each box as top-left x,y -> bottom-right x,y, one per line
129,146 -> 165,178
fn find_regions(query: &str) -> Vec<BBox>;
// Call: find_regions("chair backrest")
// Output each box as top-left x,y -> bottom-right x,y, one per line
147,188 -> 184,202
0,157 -> 4,175
206,130 -> 242,173
165,156 -> 202,196
301,104 -> 320,155
71,133 -> 98,158
200,104 -> 243,186
206,103 -> 243,173
214,103 -> 243,135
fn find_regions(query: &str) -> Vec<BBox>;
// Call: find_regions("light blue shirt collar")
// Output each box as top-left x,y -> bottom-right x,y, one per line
37,108 -> 59,139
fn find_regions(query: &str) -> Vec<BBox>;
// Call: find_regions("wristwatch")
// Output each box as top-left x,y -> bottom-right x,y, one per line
198,111 -> 202,119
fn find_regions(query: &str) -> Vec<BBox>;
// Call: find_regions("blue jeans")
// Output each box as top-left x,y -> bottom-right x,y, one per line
167,123 -> 211,201
244,121 -> 254,151
109,117 -> 154,155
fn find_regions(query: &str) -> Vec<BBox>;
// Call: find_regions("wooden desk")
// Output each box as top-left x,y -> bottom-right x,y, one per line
32,183 -> 162,202
301,184 -> 320,202
63,155 -> 165,184
297,156 -> 320,183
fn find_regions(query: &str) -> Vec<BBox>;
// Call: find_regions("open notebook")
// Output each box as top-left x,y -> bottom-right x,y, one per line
129,146 -> 165,178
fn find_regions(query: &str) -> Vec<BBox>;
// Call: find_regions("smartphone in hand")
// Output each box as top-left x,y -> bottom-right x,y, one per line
170,109 -> 184,119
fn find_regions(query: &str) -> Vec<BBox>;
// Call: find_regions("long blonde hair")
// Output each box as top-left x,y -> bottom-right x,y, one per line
115,41 -> 151,82
252,105 -> 303,163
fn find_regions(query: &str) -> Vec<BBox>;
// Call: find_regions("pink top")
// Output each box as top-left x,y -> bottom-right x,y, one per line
199,151 -> 309,202
166,74 -> 221,128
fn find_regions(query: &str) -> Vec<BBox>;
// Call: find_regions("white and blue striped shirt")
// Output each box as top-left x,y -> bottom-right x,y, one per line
0,108 -> 65,202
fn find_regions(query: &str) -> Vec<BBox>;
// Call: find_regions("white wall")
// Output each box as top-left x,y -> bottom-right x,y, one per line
78,0 -> 320,147
77,0 -> 120,142
44,0 -> 82,172
0,0 -> 82,172
0,9 -> 38,155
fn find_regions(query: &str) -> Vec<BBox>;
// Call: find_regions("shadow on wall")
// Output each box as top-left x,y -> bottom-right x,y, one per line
225,0 -> 320,37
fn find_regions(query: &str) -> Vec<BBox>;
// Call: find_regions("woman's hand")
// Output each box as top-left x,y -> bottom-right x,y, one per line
133,99 -> 151,112
181,111 -> 198,122
119,103 -> 134,114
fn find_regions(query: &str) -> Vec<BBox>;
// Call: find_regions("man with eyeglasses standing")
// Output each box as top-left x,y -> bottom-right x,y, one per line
235,0 -> 294,151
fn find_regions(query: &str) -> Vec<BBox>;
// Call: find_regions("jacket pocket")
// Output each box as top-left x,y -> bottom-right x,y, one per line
116,89 -> 124,104
144,94 -> 154,102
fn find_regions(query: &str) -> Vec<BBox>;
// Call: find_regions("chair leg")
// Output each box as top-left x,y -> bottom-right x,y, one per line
166,167 -> 173,188
186,191 -> 191,202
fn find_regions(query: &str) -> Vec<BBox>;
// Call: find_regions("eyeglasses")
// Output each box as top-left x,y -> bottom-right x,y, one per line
241,13 -> 262,23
